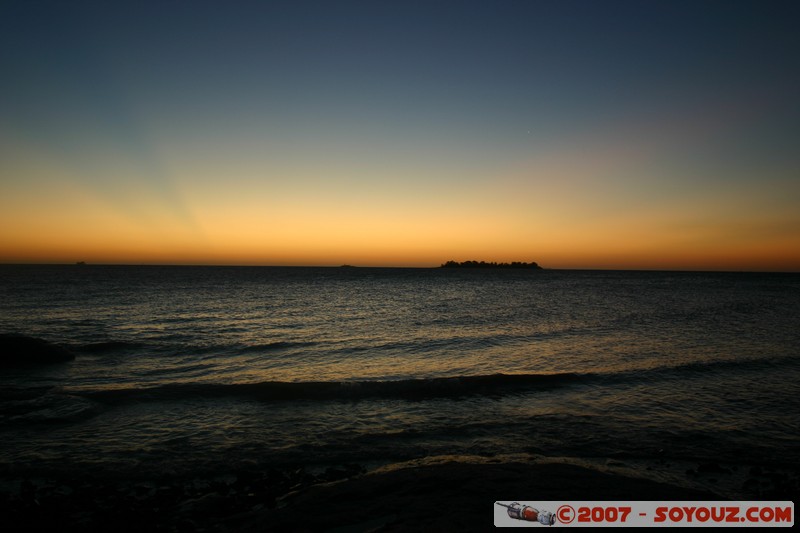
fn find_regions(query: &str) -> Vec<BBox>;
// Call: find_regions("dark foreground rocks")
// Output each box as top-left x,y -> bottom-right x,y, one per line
0,462 -> 737,533
247,462 -> 723,532
0,334 -> 75,367
0,464 -> 365,533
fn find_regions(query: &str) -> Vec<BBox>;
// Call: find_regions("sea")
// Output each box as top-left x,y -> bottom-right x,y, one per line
1,265 -> 799,497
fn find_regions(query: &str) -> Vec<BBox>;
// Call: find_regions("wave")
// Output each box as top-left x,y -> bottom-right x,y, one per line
647,353 -> 799,378
682,353 -> 799,373
0,392 -> 97,425
0,385 -> 55,402
75,341 -> 147,354
77,372 -> 586,404
584,353 -> 800,389
237,341 -> 316,354
68,353 -> 799,405
72,339 -> 318,357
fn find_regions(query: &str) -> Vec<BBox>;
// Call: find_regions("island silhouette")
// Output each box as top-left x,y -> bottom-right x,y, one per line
440,260 -> 542,269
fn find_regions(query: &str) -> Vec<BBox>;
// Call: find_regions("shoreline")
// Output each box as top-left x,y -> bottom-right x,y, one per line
2,454 -> 796,532
252,460 -> 720,532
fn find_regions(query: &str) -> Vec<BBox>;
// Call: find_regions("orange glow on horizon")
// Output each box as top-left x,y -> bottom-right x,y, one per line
2,167 -> 798,271
2,2 -> 799,274
2,100 -> 798,273
2,229 -> 798,272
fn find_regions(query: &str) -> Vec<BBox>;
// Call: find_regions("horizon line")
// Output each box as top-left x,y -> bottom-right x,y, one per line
1,262 -> 798,274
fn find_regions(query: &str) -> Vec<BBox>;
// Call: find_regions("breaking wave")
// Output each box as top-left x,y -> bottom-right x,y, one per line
72,352 -> 800,405
77,372 -> 585,404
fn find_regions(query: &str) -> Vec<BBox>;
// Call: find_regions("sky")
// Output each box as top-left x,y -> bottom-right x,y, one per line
1,0 -> 799,270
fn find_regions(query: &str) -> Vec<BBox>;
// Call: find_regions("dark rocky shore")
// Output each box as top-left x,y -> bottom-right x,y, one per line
0,334 -> 74,367
1,463 -> 364,533
2,458 -> 796,532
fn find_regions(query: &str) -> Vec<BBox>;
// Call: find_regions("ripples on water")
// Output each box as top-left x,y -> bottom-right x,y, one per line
1,266 -> 799,482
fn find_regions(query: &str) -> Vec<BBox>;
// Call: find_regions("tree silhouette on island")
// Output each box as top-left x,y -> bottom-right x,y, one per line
440,260 -> 542,269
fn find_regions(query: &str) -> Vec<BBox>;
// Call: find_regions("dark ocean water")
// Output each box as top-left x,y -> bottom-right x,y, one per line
1,265 -> 799,493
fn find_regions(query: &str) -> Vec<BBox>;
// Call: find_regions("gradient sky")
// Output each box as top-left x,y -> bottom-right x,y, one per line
1,0 -> 799,270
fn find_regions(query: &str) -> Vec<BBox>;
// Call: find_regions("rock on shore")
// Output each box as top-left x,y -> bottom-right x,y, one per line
0,334 -> 75,367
